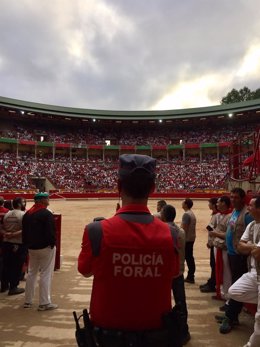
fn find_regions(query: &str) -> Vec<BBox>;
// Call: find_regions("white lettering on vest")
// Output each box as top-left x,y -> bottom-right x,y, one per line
121,253 -> 131,264
155,255 -> 163,265
112,252 -> 163,277
114,266 -> 122,276
123,266 -> 133,277
134,267 -> 143,277
143,254 -> 152,265
113,253 -> 121,264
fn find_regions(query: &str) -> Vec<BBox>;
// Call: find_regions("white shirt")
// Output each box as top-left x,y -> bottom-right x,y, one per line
3,209 -> 25,244
241,221 -> 260,272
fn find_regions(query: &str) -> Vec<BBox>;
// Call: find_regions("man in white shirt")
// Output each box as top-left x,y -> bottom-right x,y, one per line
228,196 -> 260,347
2,197 -> 26,295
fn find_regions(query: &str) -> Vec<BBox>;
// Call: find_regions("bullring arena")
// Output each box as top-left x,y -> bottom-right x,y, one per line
0,96 -> 260,346
0,199 -> 255,346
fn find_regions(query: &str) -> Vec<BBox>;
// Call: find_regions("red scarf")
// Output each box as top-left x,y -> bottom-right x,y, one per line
215,248 -> 223,299
221,208 -> 232,215
27,203 -> 46,215
215,209 -> 231,299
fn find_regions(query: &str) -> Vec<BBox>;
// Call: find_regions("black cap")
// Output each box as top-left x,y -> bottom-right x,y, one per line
119,154 -> 156,179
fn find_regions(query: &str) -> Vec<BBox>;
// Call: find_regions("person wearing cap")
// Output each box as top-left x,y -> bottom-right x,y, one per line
22,192 -> 57,311
78,154 -> 180,347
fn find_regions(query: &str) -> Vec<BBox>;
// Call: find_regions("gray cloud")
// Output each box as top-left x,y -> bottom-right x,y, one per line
0,0 -> 259,110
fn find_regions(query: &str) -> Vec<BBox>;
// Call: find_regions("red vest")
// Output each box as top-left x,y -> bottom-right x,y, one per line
86,205 -> 179,330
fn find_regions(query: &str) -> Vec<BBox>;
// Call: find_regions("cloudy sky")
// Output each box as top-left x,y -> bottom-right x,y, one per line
0,0 -> 260,111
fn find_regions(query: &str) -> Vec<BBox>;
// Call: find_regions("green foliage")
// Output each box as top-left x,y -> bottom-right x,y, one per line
253,88 -> 260,99
221,86 -> 260,104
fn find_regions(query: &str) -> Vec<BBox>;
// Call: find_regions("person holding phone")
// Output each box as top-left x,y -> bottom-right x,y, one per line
200,198 -> 218,293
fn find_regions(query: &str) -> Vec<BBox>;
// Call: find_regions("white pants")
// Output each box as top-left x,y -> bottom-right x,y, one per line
25,246 -> 56,306
229,272 -> 260,347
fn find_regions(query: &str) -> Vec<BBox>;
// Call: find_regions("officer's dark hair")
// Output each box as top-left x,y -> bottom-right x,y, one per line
12,197 -> 23,209
219,195 -> 231,208
183,198 -> 193,209
119,170 -> 155,199
231,187 -> 246,199
253,195 -> 260,209
161,204 -> 176,223
0,196 -> 4,206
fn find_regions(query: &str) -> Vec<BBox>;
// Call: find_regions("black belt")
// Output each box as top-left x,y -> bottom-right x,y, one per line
93,327 -> 169,347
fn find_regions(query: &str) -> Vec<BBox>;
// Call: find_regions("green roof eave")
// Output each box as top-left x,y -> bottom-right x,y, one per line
0,95 -> 260,121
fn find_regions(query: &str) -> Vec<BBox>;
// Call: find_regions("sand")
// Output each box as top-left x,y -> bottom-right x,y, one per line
0,199 -> 254,347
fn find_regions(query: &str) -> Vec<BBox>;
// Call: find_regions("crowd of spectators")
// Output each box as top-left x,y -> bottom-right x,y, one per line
0,155 -> 117,192
0,121 -> 258,146
0,119 -> 257,192
0,154 -> 228,192
156,160 -> 229,192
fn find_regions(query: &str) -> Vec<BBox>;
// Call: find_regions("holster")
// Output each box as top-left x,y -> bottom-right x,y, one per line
73,309 -> 97,347
74,307 -> 183,347
75,328 -> 89,347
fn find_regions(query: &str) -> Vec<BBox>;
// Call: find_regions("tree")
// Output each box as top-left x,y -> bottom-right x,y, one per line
253,88 -> 260,99
221,86 -> 259,104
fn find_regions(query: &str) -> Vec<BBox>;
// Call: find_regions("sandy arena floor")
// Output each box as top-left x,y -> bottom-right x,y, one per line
0,199 -> 254,347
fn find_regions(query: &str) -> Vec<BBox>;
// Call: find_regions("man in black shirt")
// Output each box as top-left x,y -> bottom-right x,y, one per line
22,192 -> 57,311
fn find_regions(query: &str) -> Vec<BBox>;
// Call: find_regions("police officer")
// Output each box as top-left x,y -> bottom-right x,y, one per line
78,154 -> 180,347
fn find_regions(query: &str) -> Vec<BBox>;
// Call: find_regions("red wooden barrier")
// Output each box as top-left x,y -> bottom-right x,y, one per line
54,214 -> 62,270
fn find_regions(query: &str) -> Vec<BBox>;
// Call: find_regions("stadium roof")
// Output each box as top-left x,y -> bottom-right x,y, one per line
0,95 -> 260,121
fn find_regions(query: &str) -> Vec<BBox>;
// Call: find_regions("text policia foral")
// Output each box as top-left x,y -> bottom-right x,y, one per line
112,252 -> 163,277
